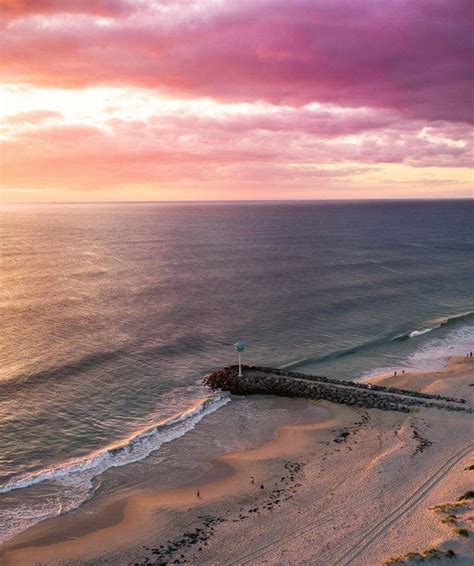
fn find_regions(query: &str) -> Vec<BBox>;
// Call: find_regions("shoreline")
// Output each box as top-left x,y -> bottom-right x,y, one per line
0,397 -> 334,556
1,357 -> 473,565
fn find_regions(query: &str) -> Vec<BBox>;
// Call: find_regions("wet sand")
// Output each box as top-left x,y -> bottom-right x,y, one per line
1,357 -> 473,565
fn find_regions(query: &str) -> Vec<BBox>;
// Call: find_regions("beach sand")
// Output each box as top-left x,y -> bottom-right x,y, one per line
1,357 -> 473,565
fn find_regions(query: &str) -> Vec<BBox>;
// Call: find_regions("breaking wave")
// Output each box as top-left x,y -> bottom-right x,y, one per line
393,311 -> 473,342
281,310 -> 473,371
0,394 -> 230,495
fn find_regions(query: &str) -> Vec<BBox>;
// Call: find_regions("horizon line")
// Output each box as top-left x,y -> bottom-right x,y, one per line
2,197 -> 473,205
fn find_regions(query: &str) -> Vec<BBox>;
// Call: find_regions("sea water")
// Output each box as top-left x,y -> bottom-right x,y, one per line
1,200 -> 473,541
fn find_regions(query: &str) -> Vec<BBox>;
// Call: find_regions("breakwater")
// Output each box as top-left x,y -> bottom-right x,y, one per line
204,366 -> 470,413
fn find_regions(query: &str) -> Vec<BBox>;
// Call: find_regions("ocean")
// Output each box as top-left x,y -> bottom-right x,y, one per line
1,200 -> 473,542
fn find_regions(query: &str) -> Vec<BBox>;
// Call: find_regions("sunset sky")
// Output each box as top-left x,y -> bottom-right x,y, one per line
0,0 -> 472,202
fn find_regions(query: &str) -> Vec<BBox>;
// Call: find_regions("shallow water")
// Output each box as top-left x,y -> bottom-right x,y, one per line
1,200 -> 473,541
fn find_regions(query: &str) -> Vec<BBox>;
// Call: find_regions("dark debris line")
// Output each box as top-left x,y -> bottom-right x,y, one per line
137,460 -> 305,565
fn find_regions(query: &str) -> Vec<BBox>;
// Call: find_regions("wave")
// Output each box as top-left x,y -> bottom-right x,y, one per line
0,394 -> 230,495
280,335 -> 390,371
0,348 -> 126,391
393,310 -> 473,342
1,333 -> 212,391
408,328 -> 435,338
358,320 -> 474,381
281,310 -> 473,371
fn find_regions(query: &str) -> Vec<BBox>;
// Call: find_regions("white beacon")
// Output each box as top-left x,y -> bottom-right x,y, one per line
234,341 -> 245,376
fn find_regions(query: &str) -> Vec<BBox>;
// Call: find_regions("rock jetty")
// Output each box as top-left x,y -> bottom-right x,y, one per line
204,366 -> 470,413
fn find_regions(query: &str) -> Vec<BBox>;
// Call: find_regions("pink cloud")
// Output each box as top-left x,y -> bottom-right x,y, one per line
2,110 -> 62,124
150,106 -> 397,138
1,0 -> 472,122
1,110 -> 471,191
0,0 -> 132,20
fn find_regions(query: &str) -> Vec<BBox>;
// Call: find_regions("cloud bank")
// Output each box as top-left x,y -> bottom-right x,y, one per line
1,0 -> 472,200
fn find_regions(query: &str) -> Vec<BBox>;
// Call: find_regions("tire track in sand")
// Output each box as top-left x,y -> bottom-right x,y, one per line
233,443 -> 473,566
231,491 -> 376,566
333,443 -> 473,566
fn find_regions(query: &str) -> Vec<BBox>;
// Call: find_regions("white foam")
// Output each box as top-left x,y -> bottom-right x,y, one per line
406,324 -> 474,371
0,478 -> 99,544
409,327 -> 437,338
0,393 -> 230,543
0,394 -> 230,496
357,323 -> 474,381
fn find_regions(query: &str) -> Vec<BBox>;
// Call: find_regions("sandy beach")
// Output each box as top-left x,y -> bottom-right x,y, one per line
2,1 -> 472,562
1,356 -> 473,566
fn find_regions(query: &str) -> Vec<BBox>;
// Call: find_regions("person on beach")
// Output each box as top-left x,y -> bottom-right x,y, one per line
394,371 -> 397,377
250,476 -> 254,484
197,490 -> 200,498
260,484 -> 264,490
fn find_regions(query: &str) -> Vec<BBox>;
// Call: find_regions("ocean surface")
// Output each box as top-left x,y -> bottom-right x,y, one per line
1,200 -> 473,542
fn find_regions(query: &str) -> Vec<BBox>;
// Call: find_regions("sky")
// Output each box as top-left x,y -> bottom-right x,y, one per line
0,0 -> 472,202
